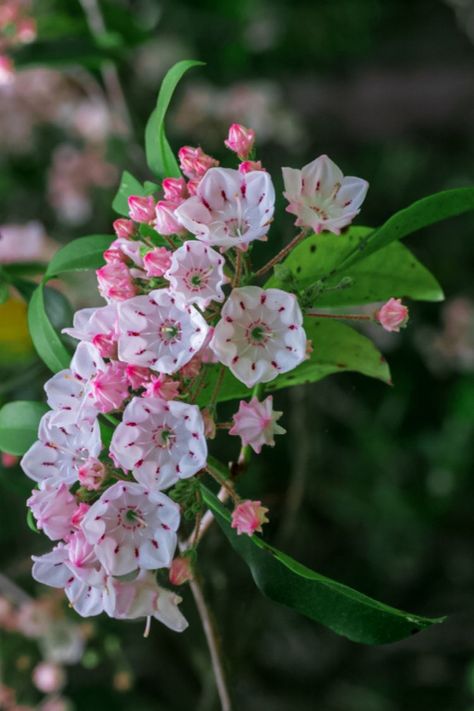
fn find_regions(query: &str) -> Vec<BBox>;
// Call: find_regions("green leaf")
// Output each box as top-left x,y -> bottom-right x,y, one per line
0,281 -> 8,305
2,262 -> 47,278
145,60 -> 205,178
28,284 -> 71,373
267,228 -> 444,307
27,508 -> 40,534
200,482 -> 445,644
45,235 -> 114,279
112,171 -> 146,216
339,187 -> 474,271
0,401 -> 48,455
196,317 -> 391,405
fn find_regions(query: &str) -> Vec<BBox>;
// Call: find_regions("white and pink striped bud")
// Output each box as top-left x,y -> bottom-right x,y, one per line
154,200 -> 184,235
178,146 -> 219,180
376,298 -> 409,333
238,160 -> 264,174
96,262 -> 136,301
143,247 -> 172,277
113,218 -> 135,239
225,123 -> 256,159
78,458 -> 106,491
162,177 -> 188,202
128,195 -> 156,224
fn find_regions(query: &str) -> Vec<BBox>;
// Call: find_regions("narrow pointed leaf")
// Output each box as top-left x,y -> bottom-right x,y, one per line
112,170 -> 147,216
45,235 -> 114,279
145,60 -> 205,178
200,482 -> 445,644
0,401 -> 48,455
28,284 -> 71,373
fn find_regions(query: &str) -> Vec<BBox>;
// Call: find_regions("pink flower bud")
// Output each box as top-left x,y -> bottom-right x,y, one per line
125,364 -> 150,390
169,556 -> 193,586
143,374 -> 180,401
128,195 -> 156,224
162,177 -> 188,202
143,247 -> 172,277
376,298 -> 409,333
32,662 -> 65,694
92,331 -> 118,359
71,502 -> 90,527
89,361 -> 129,413
78,458 -> 106,491
225,123 -> 256,159
1,452 -> 18,468
231,500 -> 269,536
0,55 -> 14,86
113,218 -> 135,239
186,178 -> 200,196
154,200 -> 185,235
238,160 -> 264,175
178,146 -> 219,180
179,356 -> 201,379
96,262 -> 136,301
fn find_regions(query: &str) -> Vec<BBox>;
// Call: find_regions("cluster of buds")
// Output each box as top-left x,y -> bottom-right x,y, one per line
0,1 -> 36,86
21,123 -> 410,634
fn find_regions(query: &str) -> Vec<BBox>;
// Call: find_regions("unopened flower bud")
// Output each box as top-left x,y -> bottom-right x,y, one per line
78,459 -> 106,491
128,195 -> 156,224
169,556 -> 193,586
178,146 -> 219,180
143,247 -> 172,277
162,177 -> 188,202
238,160 -> 264,174
113,218 -> 135,239
154,200 -> 185,235
231,500 -> 269,536
225,123 -> 256,159
376,298 -> 409,333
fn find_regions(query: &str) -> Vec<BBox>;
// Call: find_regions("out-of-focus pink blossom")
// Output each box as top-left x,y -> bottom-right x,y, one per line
178,146 -> 219,180
0,55 -> 14,85
97,262 -> 136,302
1,452 -> 18,467
143,247 -> 172,277
128,195 -> 156,224
376,298 -> 409,332
224,123 -> 256,159
169,556 -> 193,586
78,458 -> 106,491
32,662 -> 65,694
231,500 -> 269,536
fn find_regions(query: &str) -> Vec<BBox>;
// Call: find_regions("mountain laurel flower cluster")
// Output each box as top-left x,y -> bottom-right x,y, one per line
20,116 -> 414,637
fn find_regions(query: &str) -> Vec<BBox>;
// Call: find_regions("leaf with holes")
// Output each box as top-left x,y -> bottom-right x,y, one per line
266,227 -> 444,307
200,481 -> 445,644
0,401 -> 48,455
145,59 -> 205,178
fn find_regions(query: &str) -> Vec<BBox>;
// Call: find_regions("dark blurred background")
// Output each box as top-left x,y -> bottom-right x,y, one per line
0,0 -> 473,709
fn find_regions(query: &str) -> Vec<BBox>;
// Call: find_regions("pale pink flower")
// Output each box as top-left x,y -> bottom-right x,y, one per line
110,396 -> 207,490
96,261 -> 136,302
81,481 -> 180,576
238,160 -> 264,174
154,200 -> 185,235
142,374 -> 180,401
117,289 -> 208,374
125,364 -> 150,390
376,298 -> 409,332
32,663 -> 65,694
169,556 -> 193,586
0,221 -> 52,263
128,195 -> 155,223
0,55 -> 14,86
113,218 -> 135,239
71,503 -> 90,528
210,286 -> 307,388
78,458 -> 105,491
143,247 -> 172,277
63,304 -> 118,358
178,146 -> 219,180
16,18 -> 37,44
89,360 -> 129,413
162,177 -> 188,202
105,571 -> 188,631
282,154 -> 369,235
27,482 -> 76,541
231,500 -> 269,536
229,396 -> 285,454
165,240 -> 228,308
175,168 -> 275,252
224,123 -> 256,159
45,342 -> 105,425
21,411 -> 101,485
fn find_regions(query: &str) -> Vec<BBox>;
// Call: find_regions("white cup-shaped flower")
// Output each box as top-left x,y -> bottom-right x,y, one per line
165,240 -> 228,308
175,167 -> 275,251
21,411 -> 101,485
282,154 -> 369,235
81,481 -> 180,576
210,286 -> 307,388
110,395 -> 207,490
117,289 -> 208,374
